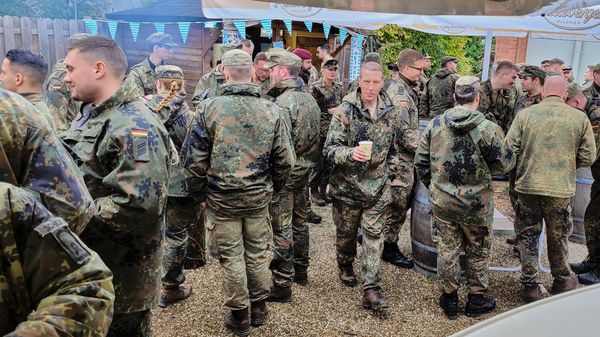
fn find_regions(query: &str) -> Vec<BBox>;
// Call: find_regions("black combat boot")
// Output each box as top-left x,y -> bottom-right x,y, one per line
306,209 -> 322,224
381,241 -> 414,268
294,264 -> 308,285
570,256 -> 597,274
321,186 -> 333,204
465,293 -> 496,317
250,300 -> 268,327
578,266 -> 600,285
338,264 -> 357,287
439,291 -> 459,320
224,308 -> 250,336
266,285 -> 292,302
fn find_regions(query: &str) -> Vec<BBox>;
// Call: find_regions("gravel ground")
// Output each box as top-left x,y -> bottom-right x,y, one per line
152,187 -> 588,337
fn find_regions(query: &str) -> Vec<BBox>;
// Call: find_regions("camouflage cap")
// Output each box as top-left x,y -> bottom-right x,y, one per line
567,82 -> 582,100
455,76 -> 480,96
563,65 -> 573,71
363,52 -> 382,64
321,57 -> 338,69
221,49 -> 252,67
264,50 -> 301,68
520,65 -> 545,80
441,56 -> 458,66
146,32 -> 177,47
155,65 -> 184,80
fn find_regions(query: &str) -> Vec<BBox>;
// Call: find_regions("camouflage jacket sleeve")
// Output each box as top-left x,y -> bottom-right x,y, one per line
1,183 -> 114,337
576,118 -> 597,168
43,76 -> 71,131
418,81 -> 430,118
505,114 -> 522,157
180,104 -> 211,198
124,70 -> 145,99
191,76 -> 210,109
479,122 -> 516,175
93,118 -> 170,230
17,115 -> 94,235
414,121 -> 432,187
323,102 -> 354,166
271,111 -> 296,192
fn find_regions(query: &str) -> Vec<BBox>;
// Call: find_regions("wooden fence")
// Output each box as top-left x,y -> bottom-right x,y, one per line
0,16 -> 85,70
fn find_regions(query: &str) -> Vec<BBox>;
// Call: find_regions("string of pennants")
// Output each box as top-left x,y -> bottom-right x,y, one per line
82,19 -> 349,45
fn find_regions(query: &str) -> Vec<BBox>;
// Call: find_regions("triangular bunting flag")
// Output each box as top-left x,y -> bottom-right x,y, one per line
233,20 -> 246,39
155,23 -> 165,33
260,19 -> 272,38
204,21 -> 217,29
339,28 -> 348,44
129,22 -> 140,41
178,22 -> 191,44
83,19 -> 98,35
283,19 -> 292,34
304,21 -> 313,32
323,23 -> 331,40
107,21 -> 118,40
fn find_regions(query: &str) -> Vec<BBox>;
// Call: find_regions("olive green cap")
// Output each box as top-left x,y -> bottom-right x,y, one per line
567,82 -> 582,100
155,65 -> 184,80
146,32 -> 177,47
455,76 -> 481,96
264,50 -> 301,68
221,49 -> 252,67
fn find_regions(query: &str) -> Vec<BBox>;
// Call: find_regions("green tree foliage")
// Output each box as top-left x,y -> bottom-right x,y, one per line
0,0 -> 108,19
373,25 -> 485,76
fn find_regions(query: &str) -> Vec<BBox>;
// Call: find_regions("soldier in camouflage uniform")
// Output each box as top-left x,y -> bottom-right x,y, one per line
417,54 -> 432,99
309,58 -> 344,206
293,48 -> 320,90
0,88 -> 94,234
477,60 -> 521,133
563,66 -> 575,83
506,75 -> 596,303
583,65 -> 594,88
181,49 -> 295,336
252,52 -> 271,97
571,69 -> 600,285
0,183 -> 115,337
517,65 -> 545,112
546,58 -> 565,77
382,48 -> 425,269
146,65 -> 200,307
0,48 -> 56,130
419,56 -> 460,118
44,33 -> 89,132
61,36 -> 171,336
192,64 -> 225,107
325,61 -> 403,310
415,76 -> 515,320
265,50 -> 320,298
126,32 -> 178,98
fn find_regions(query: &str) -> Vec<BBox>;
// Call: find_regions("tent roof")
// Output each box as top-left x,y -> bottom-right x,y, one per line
250,0 -> 556,16
106,0 -> 211,22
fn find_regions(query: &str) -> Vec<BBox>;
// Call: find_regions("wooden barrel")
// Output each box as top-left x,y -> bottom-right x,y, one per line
569,168 -> 593,244
410,181 -> 467,276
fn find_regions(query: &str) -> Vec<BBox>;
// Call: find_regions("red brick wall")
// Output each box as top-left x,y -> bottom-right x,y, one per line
495,37 -> 528,64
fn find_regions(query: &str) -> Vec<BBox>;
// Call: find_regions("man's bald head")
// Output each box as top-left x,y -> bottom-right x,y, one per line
542,75 -> 568,101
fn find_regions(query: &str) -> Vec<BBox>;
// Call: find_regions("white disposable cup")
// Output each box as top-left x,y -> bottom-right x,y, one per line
359,141 -> 373,160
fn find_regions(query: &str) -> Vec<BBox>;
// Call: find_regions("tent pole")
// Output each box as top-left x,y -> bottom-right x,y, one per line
482,29 -> 493,81
572,40 -> 583,82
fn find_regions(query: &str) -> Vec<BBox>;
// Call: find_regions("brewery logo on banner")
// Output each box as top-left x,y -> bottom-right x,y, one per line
273,4 -> 322,18
543,0 -> 600,31
440,26 -> 468,34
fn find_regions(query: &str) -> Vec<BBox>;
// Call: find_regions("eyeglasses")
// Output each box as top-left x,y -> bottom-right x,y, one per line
407,65 -> 424,72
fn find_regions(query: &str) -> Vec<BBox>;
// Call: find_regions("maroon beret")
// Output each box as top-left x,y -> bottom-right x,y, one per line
292,48 -> 312,60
